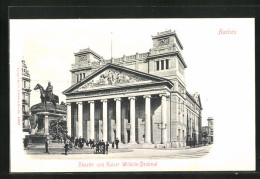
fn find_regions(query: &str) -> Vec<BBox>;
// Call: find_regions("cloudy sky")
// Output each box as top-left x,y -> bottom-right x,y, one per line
10,19 -> 254,127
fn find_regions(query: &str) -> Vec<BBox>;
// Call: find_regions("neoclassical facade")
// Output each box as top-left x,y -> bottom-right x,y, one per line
63,30 -> 202,147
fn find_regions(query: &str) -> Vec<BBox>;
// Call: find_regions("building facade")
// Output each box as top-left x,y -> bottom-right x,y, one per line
202,117 -> 214,144
63,30 -> 202,147
22,59 -> 31,132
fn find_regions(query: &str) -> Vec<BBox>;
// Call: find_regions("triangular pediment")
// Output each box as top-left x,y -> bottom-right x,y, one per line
63,64 -> 172,94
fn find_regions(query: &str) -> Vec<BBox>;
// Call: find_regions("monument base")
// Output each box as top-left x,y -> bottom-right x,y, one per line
26,135 -> 50,144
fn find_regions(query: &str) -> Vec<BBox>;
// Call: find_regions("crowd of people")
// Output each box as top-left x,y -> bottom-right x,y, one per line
24,135 -> 120,155
31,136 -> 121,155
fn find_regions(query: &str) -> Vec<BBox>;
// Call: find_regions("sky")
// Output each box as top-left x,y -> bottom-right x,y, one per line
10,18 -> 255,171
10,19 -> 254,127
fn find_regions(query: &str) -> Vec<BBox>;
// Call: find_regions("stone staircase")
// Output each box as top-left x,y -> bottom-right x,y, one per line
119,143 -> 166,149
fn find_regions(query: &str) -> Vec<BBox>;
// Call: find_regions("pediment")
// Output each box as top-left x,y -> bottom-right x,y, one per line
63,64 -> 173,94
74,68 -> 155,92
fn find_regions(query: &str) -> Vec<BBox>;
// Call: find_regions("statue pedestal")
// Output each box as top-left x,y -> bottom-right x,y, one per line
27,112 -> 64,144
26,135 -> 49,144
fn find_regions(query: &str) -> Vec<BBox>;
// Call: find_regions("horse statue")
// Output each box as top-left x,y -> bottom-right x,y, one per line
34,83 -> 59,111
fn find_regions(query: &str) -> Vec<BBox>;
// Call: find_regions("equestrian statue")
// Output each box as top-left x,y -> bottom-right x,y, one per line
34,82 -> 59,111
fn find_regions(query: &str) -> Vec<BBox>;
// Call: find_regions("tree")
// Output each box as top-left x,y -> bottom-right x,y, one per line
49,116 -> 67,141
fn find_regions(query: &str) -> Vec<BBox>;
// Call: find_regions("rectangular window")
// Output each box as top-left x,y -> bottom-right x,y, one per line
83,73 -> 85,79
161,60 -> 164,70
166,59 -> 169,69
156,61 -> 160,71
80,74 -> 82,80
77,74 -> 79,82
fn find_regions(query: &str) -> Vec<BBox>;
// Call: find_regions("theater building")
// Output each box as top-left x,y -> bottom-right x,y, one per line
63,30 -> 202,147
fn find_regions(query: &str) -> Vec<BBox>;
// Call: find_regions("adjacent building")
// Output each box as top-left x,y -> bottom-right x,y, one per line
63,30 -> 202,147
202,117 -> 214,144
22,59 -> 31,132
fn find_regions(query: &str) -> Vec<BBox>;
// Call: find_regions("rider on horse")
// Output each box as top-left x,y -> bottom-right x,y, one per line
46,82 -> 53,101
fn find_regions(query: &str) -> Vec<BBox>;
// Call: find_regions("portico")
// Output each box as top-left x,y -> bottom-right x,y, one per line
63,64 -> 172,144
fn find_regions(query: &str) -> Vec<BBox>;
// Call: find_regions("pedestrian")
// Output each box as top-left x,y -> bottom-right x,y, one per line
112,141 -> 114,149
115,138 -> 119,149
95,142 -> 99,154
64,141 -> 69,155
102,140 -> 105,154
75,137 -> 79,149
92,140 -> 96,149
23,138 -> 29,150
105,141 -> 109,154
45,138 -> 50,154
86,140 -> 89,147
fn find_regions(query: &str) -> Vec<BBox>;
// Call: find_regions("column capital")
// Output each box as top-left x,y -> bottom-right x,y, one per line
88,100 -> 95,104
128,96 -> 136,100
66,102 -> 71,106
101,99 -> 108,103
114,98 -> 121,101
76,102 -> 83,105
159,93 -> 170,98
143,95 -> 151,99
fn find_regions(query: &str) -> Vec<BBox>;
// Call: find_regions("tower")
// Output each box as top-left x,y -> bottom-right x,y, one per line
70,48 -> 104,85
147,30 -> 187,95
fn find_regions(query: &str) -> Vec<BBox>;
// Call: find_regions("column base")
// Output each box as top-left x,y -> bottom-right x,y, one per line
128,141 -> 137,144
144,141 -> 152,144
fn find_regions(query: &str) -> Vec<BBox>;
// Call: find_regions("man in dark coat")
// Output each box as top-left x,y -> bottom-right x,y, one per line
95,141 -> 99,154
102,140 -> 105,154
64,141 -> 69,155
45,139 -> 50,154
105,142 -> 109,154
24,138 -> 29,150
112,141 -> 114,149
115,138 -> 119,149
75,137 -> 79,149
45,82 -> 53,101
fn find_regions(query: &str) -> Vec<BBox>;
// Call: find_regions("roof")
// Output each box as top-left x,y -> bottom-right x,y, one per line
63,63 -> 174,95
186,91 -> 202,109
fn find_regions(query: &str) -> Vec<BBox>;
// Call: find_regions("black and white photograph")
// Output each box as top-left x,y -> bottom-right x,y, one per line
10,18 -> 255,172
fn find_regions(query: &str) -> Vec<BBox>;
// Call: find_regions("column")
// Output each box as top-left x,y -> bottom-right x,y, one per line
144,95 -> 151,143
77,102 -> 83,138
66,103 -> 72,137
89,101 -> 95,140
128,97 -> 136,144
160,94 -> 168,144
114,98 -> 121,142
44,115 -> 49,135
101,99 -> 108,142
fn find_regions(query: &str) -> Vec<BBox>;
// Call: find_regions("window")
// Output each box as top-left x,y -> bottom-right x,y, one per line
156,61 -> 160,71
77,74 -> 79,82
161,60 -> 164,70
83,73 -> 85,79
23,81 -> 26,88
80,74 -> 82,80
166,59 -> 169,69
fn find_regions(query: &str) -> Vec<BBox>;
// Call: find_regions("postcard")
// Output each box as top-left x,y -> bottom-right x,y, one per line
10,18 -> 255,172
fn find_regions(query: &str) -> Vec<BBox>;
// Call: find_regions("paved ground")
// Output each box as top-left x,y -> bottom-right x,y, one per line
24,144 -> 212,160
